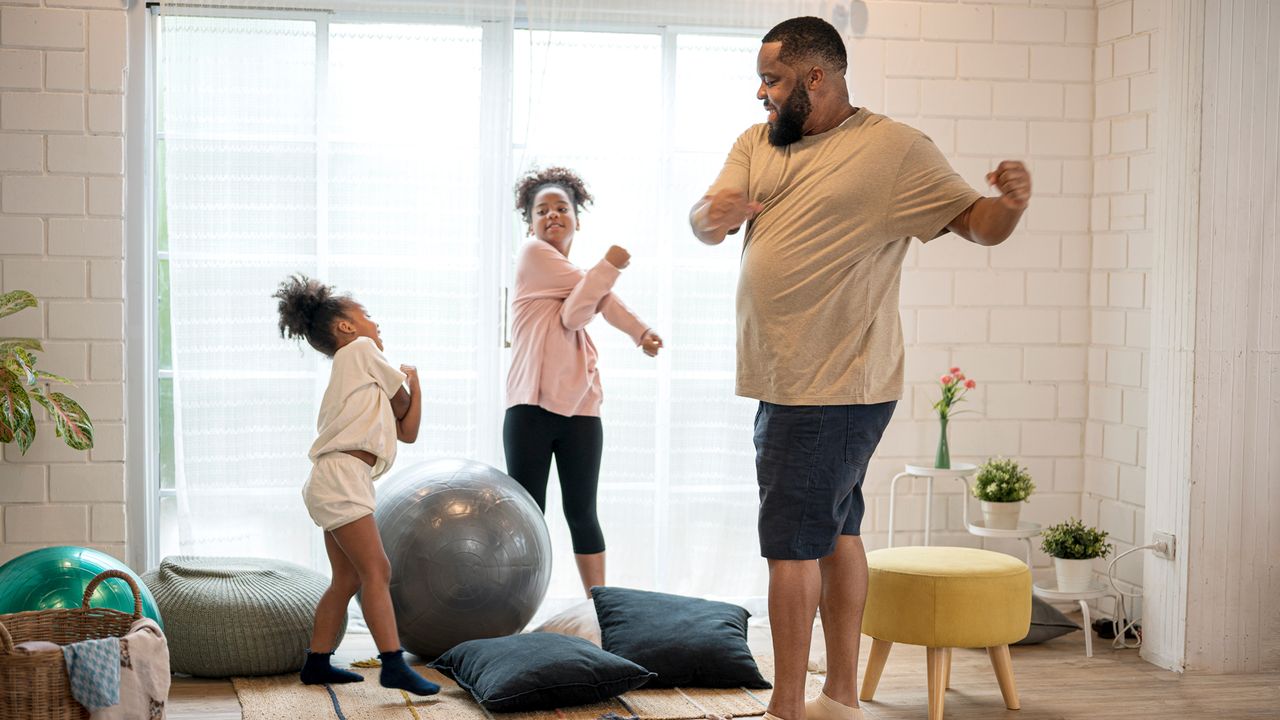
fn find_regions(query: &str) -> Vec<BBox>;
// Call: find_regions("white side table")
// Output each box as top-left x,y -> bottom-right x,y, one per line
886,463 -> 1042,565
887,463 -> 977,548
1032,582 -> 1117,658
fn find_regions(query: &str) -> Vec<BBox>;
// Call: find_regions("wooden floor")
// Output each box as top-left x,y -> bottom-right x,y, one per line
169,616 -> 1280,720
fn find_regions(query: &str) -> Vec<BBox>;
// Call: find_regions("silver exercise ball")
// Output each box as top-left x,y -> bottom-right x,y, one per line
371,458 -> 552,660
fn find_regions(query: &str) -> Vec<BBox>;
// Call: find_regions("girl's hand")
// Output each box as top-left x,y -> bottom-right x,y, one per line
640,330 -> 663,357
400,364 -> 419,389
605,245 -> 631,269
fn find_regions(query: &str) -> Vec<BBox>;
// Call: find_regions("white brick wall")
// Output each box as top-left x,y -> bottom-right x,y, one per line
852,0 -> 1095,578
849,3 -> 1155,612
0,0 -> 126,565
1084,0 -> 1153,609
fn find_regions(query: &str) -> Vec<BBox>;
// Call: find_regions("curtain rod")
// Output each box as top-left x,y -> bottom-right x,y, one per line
147,2 -> 333,9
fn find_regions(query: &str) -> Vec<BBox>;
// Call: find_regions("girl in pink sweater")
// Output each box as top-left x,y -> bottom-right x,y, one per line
504,167 -> 663,597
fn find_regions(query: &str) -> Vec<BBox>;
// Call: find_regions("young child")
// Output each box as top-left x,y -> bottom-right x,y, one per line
504,167 -> 663,597
274,274 -> 438,694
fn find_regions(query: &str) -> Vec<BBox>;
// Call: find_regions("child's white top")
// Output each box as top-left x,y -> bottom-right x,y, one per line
309,336 -> 407,479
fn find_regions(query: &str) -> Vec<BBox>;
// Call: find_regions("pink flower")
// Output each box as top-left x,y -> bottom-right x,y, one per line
941,375 -> 954,385
955,372 -> 966,381
949,367 -> 961,374
965,379 -> 977,389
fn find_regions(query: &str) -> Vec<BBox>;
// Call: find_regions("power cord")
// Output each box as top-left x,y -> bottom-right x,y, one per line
1104,541 -> 1166,650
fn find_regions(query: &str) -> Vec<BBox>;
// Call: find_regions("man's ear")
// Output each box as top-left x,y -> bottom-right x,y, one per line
808,66 -> 823,90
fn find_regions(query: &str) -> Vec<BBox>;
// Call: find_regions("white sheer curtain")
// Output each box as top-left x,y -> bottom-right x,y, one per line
154,0 -> 831,608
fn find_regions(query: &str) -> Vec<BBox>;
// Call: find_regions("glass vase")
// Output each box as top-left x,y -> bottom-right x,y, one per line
935,416 -> 950,469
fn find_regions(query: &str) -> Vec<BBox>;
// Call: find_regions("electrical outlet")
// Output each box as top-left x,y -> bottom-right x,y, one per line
1153,531 -> 1176,560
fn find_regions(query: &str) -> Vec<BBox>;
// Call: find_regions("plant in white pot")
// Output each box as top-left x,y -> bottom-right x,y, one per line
971,456 -> 1035,529
1040,518 -> 1113,592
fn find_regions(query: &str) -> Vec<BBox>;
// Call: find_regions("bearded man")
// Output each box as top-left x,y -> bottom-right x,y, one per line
689,16 -> 1032,720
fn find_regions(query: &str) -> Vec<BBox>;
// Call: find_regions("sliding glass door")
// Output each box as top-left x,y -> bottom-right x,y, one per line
154,9 -> 767,600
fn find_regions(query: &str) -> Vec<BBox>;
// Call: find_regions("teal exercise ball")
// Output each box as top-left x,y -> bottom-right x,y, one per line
0,546 -> 163,626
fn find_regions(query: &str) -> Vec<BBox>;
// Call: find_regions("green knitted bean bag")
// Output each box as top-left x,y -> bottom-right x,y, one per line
142,556 -> 345,677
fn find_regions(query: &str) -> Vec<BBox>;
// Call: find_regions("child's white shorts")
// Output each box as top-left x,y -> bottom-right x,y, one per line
303,452 -> 376,531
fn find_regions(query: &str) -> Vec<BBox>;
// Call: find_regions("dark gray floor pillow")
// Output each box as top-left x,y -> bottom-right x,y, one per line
591,586 -> 771,689
1013,596 -> 1081,645
428,632 -> 654,712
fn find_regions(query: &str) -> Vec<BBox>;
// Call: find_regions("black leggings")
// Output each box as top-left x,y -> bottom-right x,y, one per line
503,404 -> 606,555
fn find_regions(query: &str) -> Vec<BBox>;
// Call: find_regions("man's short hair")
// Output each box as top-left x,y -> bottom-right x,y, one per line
762,16 -> 848,74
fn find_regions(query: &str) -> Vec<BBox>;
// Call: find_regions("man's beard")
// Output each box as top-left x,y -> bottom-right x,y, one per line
767,83 -> 811,147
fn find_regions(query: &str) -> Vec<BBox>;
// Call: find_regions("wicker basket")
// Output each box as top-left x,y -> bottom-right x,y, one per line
0,569 -> 143,720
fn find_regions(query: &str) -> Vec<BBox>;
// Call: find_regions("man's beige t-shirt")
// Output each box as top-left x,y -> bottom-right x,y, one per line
707,108 -> 981,406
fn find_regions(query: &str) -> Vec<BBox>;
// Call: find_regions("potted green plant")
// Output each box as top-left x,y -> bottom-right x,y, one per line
1040,518 -> 1112,592
971,456 -> 1035,529
1,290 -> 94,454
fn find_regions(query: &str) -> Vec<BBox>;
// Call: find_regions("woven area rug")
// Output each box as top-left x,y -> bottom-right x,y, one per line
233,655 -> 825,720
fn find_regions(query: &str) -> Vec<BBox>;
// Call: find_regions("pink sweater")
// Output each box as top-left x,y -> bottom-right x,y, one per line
506,239 -> 649,417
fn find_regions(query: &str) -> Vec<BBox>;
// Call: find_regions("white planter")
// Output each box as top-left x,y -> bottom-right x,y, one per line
980,500 -> 1022,530
1053,557 -> 1095,592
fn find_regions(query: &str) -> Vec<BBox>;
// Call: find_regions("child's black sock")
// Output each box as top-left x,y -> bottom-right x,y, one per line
300,650 -> 364,685
378,649 -> 440,696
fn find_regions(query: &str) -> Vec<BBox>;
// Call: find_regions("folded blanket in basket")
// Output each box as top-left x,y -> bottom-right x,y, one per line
94,618 -> 170,720
62,637 -> 120,711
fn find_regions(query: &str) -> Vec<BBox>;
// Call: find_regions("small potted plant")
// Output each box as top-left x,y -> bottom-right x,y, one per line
1040,518 -> 1113,592
971,456 -> 1035,529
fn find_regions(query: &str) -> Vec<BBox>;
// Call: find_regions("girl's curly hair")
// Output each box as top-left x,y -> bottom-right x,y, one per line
514,166 -> 593,223
273,274 -> 350,357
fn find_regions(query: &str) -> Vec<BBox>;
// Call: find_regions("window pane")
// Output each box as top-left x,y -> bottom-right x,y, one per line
598,375 -> 658,485
169,260 -> 317,375
328,21 -> 487,472
669,377 -> 756,488
164,139 -> 317,256
328,24 -> 483,257
513,32 -> 663,350
175,377 -> 315,493
157,258 -> 172,370
674,34 -> 763,152
513,30 -> 665,595
156,140 -> 169,254
665,490 -> 765,597
670,262 -> 738,375
167,490 -> 320,568
514,30 -> 662,148
159,377 -> 174,491
157,17 -> 488,572
159,17 -> 316,138
159,17 -> 317,256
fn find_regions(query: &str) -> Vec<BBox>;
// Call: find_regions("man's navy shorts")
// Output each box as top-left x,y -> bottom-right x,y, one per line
753,400 -> 897,560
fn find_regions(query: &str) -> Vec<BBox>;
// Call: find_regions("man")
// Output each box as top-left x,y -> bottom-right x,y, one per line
689,17 -> 1030,720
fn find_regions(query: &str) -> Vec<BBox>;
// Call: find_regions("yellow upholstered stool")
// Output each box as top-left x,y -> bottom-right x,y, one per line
860,546 -> 1031,720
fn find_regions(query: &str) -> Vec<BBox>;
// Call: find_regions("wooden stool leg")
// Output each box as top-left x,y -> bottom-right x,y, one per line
943,647 -> 952,689
987,645 -> 1020,710
926,647 -> 947,720
859,637 -> 893,702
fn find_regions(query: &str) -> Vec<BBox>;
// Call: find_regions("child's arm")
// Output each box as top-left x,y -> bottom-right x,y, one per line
560,246 -> 630,331
517,240 -> 623,331
598,292 -> 661,355
395,365 -> 422,443
390,386 -> 411,420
